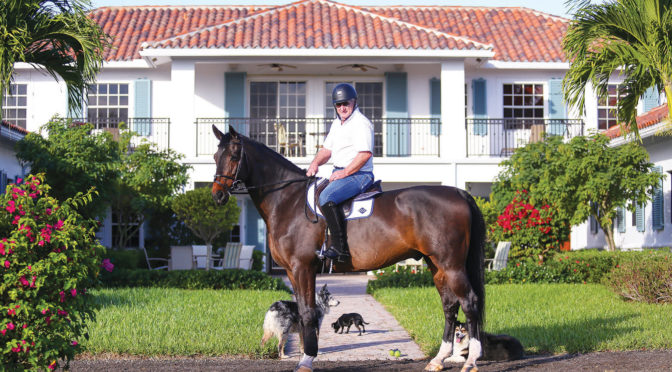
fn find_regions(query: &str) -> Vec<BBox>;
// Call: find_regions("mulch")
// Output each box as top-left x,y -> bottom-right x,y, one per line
64,350 -> 672,371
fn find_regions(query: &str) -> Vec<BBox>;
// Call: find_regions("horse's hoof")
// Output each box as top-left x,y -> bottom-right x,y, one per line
424,361 -> 444,371
460,366 -> 478,372
294,366 -> 312,372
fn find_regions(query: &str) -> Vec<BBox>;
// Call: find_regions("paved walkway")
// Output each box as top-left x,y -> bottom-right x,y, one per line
280,273 -> 425,362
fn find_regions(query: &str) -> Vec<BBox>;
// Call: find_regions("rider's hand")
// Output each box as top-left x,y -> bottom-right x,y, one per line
329,170 -> 347,181
306,164 -> 318,177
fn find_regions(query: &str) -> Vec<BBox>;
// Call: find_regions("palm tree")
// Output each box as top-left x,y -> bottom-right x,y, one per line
0,0 -> 106,122
562,0 -> 672,138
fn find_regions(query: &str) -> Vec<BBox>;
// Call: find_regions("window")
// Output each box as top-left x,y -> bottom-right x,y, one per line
87,83 -> 129,129
324,82 -> 383,156
503,84 -> 543,119
249,81 -> 306,149
111,212 -> 140,248
597,84 -> 622,130
2,84 -> 27,128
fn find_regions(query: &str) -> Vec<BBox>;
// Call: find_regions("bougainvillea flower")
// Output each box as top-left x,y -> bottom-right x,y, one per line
101,258 -> 114,272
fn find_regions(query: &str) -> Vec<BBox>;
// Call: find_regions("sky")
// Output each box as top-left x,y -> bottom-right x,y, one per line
89,0 -> 574,19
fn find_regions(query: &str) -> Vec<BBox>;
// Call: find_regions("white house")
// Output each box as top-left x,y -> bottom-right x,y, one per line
7,0 -> 669,264
0,120 -> 27,193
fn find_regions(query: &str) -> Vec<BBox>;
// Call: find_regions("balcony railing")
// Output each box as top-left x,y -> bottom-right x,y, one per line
73,117 -> 171,151
196,117 -> 441,158
465,118 -> 584,157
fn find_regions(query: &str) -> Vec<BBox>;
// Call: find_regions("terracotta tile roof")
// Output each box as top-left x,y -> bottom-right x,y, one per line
91,0 -> 567,62
1,121 -> 28,142
604,103 -> 669,139
146,0 -> 491,52
363,6 -> 568,62
90,5 -> 268,60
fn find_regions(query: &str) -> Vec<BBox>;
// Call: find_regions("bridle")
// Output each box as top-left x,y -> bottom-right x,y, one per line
213,138 -> 246,196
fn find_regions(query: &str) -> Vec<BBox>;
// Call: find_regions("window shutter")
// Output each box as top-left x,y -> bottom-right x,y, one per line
134,79 -> 151,136
652,166 -> 664,230
385,72 -> 409,156
548,78 -> 566,136
66,88 -> 83,119
472,78 -> 487,135
643,87 -> 659,112
589,201 -> 598,234
617,206 -> 626,233
430,78 -> 441,136
636,203 -> 645,232
0,172 -> 6,194
225,72 -> 247,134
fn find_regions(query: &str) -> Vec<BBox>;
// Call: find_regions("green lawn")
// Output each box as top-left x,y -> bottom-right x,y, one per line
82,284 -> 672,358
373,284 -> 672,356
83,287 -> 291,357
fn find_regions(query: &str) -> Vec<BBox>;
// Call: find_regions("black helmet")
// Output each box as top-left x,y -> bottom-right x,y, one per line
332,83 -> 357,105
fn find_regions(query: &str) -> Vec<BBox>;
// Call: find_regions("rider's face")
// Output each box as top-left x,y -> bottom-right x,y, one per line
335,99 -> 355,121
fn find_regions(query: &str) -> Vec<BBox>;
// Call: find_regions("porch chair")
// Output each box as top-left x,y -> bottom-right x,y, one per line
142,247 -> 169,270
485,241 -> 511,271
212,242 -> 243,270
238,245 -> 255,270
395,257 -> 424,272
169,245 -> 194,270
192,245 -> 220,269
275,123 -> 301,157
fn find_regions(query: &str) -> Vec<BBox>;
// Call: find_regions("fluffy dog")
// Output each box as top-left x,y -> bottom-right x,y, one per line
331,313 -> 369,336
261,284 -> 339,358
445,322 -> 524,363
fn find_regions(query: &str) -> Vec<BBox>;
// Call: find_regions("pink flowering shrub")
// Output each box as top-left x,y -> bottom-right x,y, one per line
0,174 -> 105,370
490,190 -> 569,260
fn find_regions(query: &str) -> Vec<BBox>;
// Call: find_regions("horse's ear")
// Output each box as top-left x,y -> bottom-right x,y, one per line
322,283 -> 327,291
212,124 -> 224,141
229,125 -> 239,138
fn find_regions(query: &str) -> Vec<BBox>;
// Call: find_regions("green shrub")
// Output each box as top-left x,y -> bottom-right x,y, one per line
251,249 -> 264,271
366,266 -> 433,294
603,252 -> 672,303
99,268 -> 291,292
102,249 -> 146,270
0,175 -> 105,371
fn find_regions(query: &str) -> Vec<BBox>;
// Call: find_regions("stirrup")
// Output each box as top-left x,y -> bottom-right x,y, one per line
322,247 -> 349,262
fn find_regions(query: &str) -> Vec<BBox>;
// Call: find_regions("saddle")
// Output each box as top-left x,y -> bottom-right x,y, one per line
308,179 -> 383,219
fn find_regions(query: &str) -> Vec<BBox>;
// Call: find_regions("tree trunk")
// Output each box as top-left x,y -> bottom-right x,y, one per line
601,221 -> 616,252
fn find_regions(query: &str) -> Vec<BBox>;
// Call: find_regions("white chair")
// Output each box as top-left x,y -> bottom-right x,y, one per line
485,241 -> 511,271
212,242 -> 243,270
169,245 -> 194,270
142,247 -> 169,270
192,245 -> 218,269
238,245 -> 255,270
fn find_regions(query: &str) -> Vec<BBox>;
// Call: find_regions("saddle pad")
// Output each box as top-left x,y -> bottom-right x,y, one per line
307,178 -> 375,220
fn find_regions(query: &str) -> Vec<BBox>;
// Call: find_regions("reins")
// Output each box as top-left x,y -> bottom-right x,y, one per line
214,136 -> 320,223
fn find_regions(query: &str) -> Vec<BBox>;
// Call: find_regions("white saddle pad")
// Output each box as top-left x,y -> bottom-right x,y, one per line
306,178 -> 374,220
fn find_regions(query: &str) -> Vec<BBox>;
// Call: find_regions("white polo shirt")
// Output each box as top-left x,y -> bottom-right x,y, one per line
323,107 -> 374,172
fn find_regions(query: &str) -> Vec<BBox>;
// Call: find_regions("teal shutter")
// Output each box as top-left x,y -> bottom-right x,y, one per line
589,201 -> 599,234
472,78 -> 487,135
636,203 -> 645,232
66,88 -> 83,119
225,72 -> 247,134
0,172 -> 6,194
385,72 -> 409,157
617,206 -> 626,233
134,79 -> 151,135
430,78 -> 441,136
548,78 -> 566,136
652,166 -> 664,230
643,87 -> 659,112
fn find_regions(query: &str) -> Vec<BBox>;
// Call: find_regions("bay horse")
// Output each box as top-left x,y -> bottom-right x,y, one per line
211,125 -> 486,372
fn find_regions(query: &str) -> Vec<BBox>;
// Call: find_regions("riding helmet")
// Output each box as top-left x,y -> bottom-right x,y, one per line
332,83 -> 357,105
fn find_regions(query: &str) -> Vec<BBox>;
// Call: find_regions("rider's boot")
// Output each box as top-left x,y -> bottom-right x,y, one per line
320,201 -> 350,261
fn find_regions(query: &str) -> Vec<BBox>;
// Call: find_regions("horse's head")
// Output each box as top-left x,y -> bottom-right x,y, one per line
212,124 -> 244,205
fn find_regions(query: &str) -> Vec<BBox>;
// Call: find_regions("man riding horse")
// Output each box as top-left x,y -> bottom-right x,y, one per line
306,83 -> 375,261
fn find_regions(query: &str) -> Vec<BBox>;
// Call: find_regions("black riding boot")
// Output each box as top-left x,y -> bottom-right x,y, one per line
321,201 -> 350,261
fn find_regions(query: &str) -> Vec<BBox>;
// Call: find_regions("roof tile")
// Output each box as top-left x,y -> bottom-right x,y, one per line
604,104 -> 670,139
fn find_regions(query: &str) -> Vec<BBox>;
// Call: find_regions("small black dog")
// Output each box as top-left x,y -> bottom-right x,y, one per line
331,313 -> 369,336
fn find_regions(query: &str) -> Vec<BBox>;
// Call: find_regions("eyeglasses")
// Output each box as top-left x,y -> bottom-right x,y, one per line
335,101 -> 352,107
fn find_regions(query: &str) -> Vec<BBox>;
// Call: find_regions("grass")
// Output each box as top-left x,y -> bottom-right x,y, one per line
373,284 -> 672,356
82,287 -> 291,357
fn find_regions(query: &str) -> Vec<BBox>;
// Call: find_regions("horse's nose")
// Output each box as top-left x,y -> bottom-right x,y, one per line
212,190 -> 229,205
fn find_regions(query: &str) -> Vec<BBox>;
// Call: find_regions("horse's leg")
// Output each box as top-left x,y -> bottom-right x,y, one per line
445,267 -> 482,372
424,265 -> 460,372
292,266 -> 318,372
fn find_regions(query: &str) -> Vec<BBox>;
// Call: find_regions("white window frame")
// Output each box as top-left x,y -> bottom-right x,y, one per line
2,83 -> 28,128
87,82 -> 130,129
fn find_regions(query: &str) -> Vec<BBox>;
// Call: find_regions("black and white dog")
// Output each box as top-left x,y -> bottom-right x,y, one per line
261,284 -> 339,358
331,313 -> 369,336
445,322 -> 524,363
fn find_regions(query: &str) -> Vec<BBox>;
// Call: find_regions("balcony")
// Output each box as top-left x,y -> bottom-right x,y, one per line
73,117 -> 171,151
465,118 -> 584,157
196,117 -> 441,158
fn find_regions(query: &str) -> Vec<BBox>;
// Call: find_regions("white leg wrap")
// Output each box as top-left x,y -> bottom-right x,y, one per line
295,354 -> 314,372
465,338 -> 482,367
429,340 -> 453,366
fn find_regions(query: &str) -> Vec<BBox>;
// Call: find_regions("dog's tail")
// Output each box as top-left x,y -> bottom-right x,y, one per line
261,328 -> 272,347
362,321 -> 370,324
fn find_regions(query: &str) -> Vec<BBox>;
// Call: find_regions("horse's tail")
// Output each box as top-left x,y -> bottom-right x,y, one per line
459,189 -> 486,336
